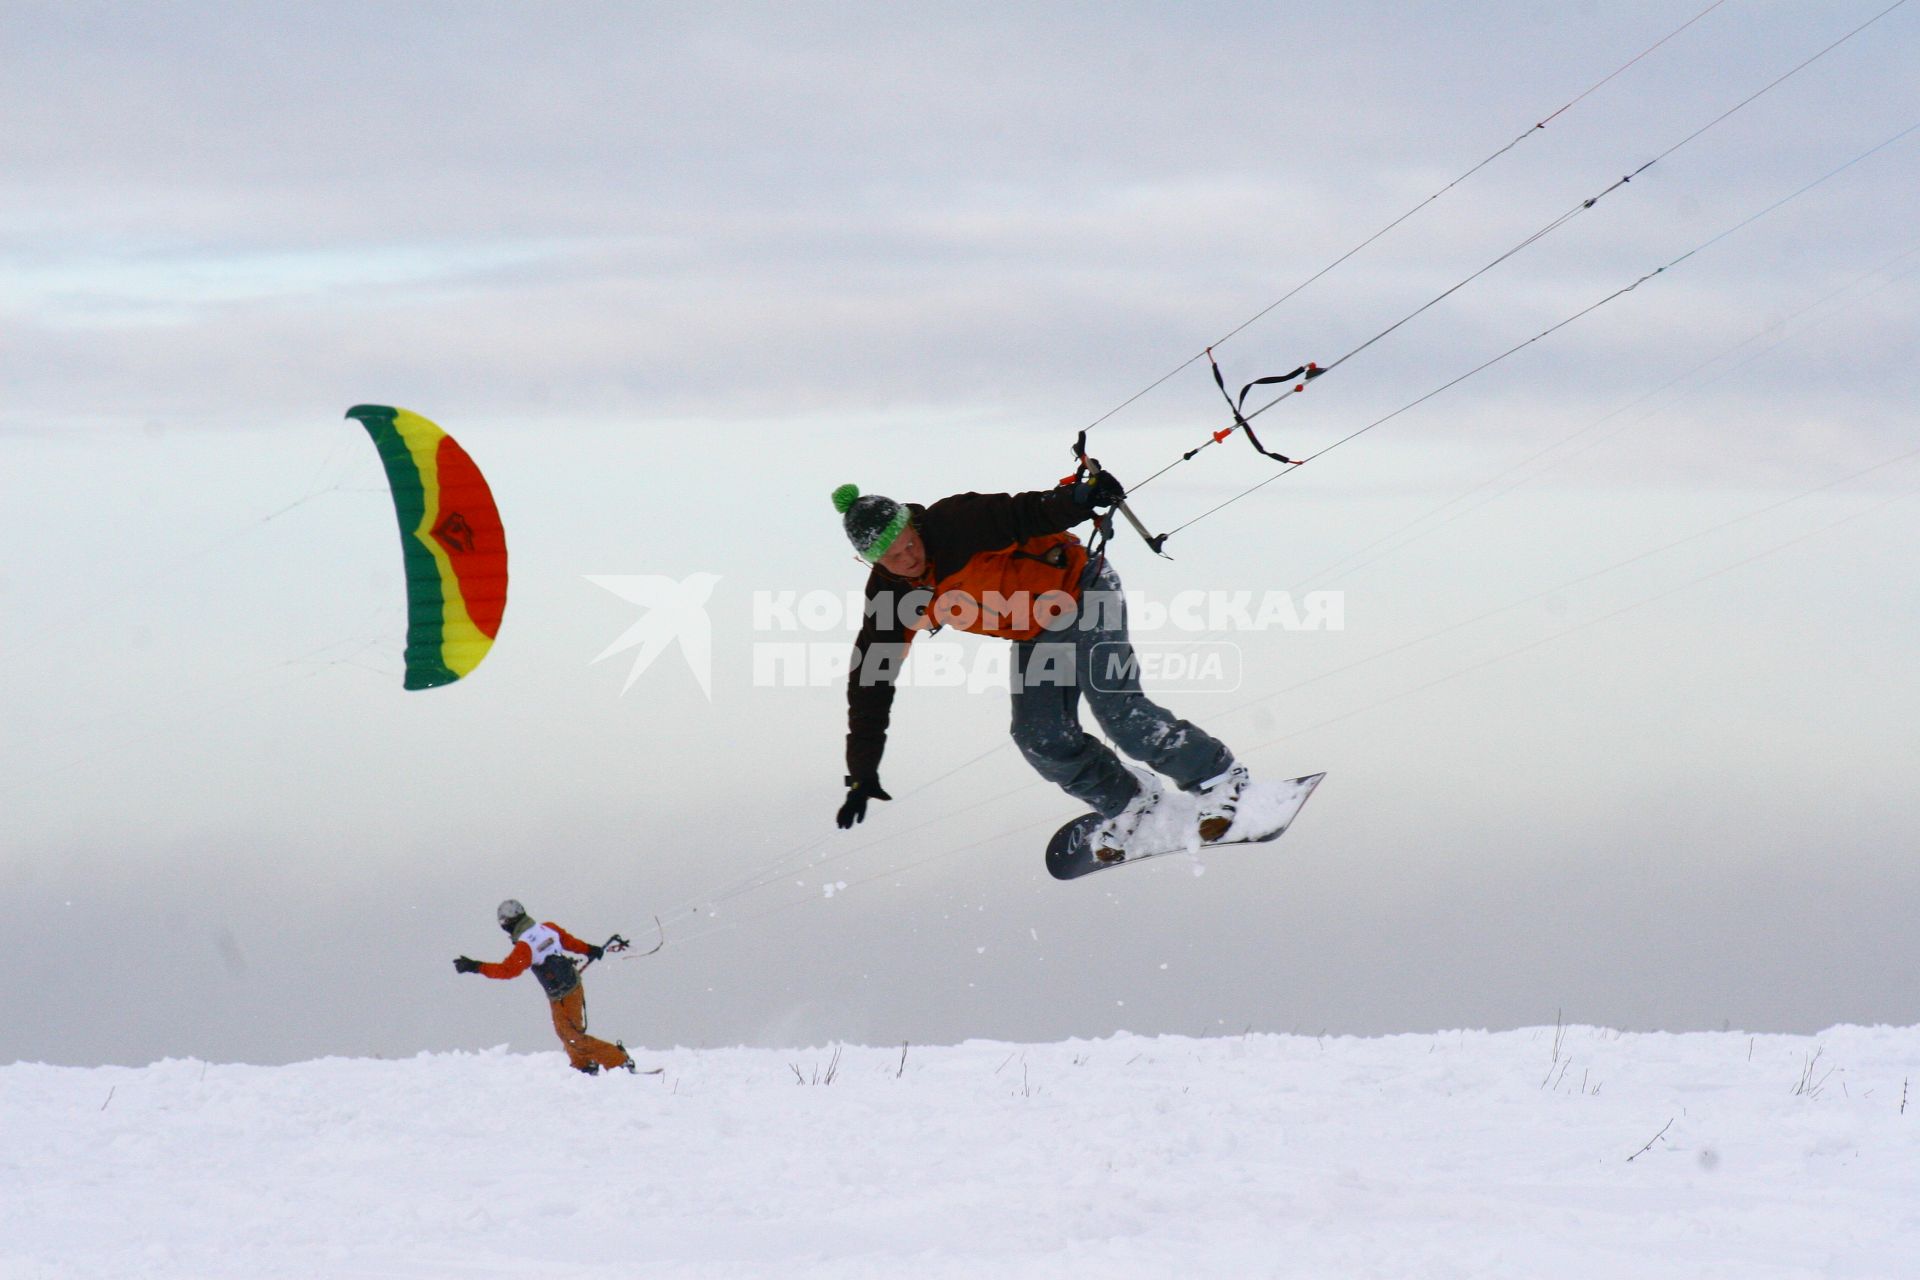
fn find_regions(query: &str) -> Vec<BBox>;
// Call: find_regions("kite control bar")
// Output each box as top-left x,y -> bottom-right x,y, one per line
1066,430 -> 1172,559
579,916 -> 665,971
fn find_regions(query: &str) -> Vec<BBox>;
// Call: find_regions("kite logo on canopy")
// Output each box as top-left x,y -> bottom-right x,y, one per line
433,511 -> 478,555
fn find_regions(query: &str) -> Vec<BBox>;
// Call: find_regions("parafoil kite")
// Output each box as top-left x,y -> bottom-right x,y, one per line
347,405 -> 508,690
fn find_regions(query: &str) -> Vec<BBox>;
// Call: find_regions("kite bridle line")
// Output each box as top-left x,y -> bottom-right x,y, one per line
1073,0 -> 1740,444
1075,0 -> 1911,553
1139,103 -> 1920,548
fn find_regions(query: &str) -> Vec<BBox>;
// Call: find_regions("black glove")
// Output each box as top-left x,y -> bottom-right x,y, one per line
586,945 -> 606,962
836,774 -> 893,828
1078,469 -> 1126,508
453,956 -> 480,974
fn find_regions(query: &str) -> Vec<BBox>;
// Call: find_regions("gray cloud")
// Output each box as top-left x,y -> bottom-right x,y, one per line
4,1 -> 1917,1067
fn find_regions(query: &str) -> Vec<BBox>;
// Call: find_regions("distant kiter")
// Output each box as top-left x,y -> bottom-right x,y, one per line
454,900 -> 638,1075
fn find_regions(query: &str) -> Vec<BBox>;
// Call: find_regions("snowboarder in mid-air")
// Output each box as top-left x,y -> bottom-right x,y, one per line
831,473 -> 1255,862
454,900 -> 637,1075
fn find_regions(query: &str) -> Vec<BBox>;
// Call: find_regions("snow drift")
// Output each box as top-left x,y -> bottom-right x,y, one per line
6,1025 -> 1918,1278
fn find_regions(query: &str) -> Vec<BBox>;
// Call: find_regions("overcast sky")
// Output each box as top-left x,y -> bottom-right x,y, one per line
4,1 -> 1918,1067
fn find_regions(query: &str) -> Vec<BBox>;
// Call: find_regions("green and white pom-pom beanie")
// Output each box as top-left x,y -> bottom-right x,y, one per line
832,484 -> 911,562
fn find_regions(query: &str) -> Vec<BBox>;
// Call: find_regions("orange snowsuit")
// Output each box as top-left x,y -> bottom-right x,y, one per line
477,922 -> 633,1073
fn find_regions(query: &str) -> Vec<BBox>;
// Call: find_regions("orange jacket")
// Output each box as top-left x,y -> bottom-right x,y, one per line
912,532 -> 1088,641
477,923 -> 596,980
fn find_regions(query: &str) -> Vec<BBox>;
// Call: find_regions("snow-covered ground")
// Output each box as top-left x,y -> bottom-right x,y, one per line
6,1025 -> 1917,1279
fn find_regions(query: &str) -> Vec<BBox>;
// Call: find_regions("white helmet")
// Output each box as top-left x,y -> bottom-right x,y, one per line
496,899 -> 527,931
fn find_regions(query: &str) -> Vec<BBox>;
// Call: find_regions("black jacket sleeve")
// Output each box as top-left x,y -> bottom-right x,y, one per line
919,487 -> 1091,563
845,565 -> 914,781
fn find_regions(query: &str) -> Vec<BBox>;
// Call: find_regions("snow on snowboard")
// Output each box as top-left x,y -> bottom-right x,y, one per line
1045,773 -> 1326,880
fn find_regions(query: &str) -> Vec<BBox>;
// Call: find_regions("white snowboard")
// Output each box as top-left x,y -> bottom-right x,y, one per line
1045,773 -> 1326,880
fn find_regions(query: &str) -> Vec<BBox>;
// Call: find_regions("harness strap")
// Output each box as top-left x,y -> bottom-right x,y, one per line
1204,347 -> 1317,465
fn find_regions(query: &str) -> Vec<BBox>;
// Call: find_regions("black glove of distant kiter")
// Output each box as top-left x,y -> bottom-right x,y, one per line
836,774 -> 892,828
453,956 -> 481,974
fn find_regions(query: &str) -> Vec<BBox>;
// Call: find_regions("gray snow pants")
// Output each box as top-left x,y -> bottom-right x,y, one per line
1009,559 -> 1234,818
